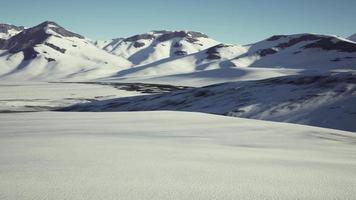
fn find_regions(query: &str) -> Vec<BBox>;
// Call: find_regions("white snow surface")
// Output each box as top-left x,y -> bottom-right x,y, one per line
97,33 -> 356,85
0,82 -> 141,112
0,111 -> 356,200
66,72 -> 356,132
1,22 -> 355,85
0,29 -> 21,39
96,30 -> 220,66
0,23 -> 132,81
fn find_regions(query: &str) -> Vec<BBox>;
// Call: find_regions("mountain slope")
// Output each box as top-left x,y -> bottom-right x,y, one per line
0,22 -> 355,84
96,30 -> 220,66
348,33 -> 356,42
100,33 -> 356,85
0,21 -> 132,81
63,71 -> 356,132
0,23 -> 24,39
233,33 -> 356,69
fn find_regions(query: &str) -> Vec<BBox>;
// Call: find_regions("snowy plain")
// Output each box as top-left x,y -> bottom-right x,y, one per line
0,111 -> 356,200
0,82 -> 141,112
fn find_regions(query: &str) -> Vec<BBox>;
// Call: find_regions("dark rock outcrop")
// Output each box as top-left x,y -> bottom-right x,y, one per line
266,35 -> 287,41
124,34 -> 155,42
206,44 -> 231,60
174,50 -> 187,56
0,24 -> 24,34
157,31 -> 208,43
0,21 -> 81,59
304,38 -> 356,52
133,41 -> 145,48
257,48 -> 278,56
45,42 -> 66,53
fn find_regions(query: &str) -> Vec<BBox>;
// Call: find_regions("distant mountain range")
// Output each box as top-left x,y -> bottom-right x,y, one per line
1,21 -> 355,131
0,21 -> 355,84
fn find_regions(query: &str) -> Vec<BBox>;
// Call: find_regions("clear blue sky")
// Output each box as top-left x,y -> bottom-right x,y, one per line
1,0 -> 355,44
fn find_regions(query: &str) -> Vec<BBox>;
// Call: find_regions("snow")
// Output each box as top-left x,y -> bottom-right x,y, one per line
0,28 -> 21,39
97,30 -> 220,66
67,72 -> 356,132
0,26 -> 133,81
0,111 -> 355,200
103,67 -> 302,87
1,20 -> 356,200
1,23 -> 355,85
0,82 -> 141,112
94,33 -> 356,85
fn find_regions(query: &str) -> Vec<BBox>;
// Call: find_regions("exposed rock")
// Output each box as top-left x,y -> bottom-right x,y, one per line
173,42 -> 181,48
23,47 -> 38,60
0,21 -> 79,59
45,42 -> 66,53
124,34 -> 155,42
174,50 -> 187,56
0,24 -> 50,53
263,34 -> 356,54
0,24 -> 24,34
266,35 -> 287,41
276,34 -> 320,49
304,38 -> 356,52
157,31 -> 208,42
257,48 -> 278,56
45,57 -> 56,62
205,44 -> 231,60
47,22 -> 84,39
133,41 -> 145,48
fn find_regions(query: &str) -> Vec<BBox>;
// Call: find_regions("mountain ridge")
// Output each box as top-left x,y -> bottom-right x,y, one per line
0,21 -> 355,83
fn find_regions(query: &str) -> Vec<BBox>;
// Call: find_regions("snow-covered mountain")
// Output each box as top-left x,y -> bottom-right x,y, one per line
105,43 -> 248,80
0,23 -> 24,39
95,30 -> 220,66
62,71 -> 356,132
233,33 -> 356,69
0,21 -> 131,80
0,21 -> 355,84
348,33 -> 356,42
102,33 -> 356,86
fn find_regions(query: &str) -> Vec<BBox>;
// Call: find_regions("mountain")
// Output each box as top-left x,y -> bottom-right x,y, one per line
348,33 -> 356,42
0,21 -> 355,84
101,33 -> 356,86
95,30 -> 220,66
62,71 -> 356,132
0,21 -> 131,80
233,33 -> 356,69
93,38 -> 124,49
0,23 -> 24,39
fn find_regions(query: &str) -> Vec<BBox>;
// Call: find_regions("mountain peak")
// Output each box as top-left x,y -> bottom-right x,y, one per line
32,21 -> 84,39
150,30 -> 209,37
0,23 -> 25,33
0,21 -> 84,60
122,30 -> 209,43
255,33 -> 356,54
0,23 -> 25,39
348,34 -> 356,42
37,21 -> 59,27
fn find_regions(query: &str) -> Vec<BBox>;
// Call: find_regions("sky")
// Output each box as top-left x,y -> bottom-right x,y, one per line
1,0 -> 356,44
